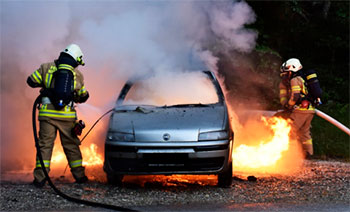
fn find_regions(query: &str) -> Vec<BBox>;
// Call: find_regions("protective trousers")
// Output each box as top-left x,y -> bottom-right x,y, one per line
290,112 -> 315,156
33,119 -> 86,182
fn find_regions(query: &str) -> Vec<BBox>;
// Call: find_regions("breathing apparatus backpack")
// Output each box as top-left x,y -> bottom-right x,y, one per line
45,52 -> 79,110
49,67 -> 74,110
300,69 -> 322,105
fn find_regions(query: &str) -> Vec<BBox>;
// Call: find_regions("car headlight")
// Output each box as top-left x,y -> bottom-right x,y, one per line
198,130 -> 228,141
107,132 -> 134,142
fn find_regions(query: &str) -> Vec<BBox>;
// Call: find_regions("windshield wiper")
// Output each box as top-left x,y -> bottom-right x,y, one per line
161,103 -> 210,108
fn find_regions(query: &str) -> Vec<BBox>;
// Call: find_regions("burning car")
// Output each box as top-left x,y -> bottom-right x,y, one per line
103,71 -> 233,187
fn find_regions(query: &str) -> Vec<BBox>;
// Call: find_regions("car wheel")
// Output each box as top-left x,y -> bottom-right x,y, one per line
107,174 -> 124,186
217,163 -> 232,188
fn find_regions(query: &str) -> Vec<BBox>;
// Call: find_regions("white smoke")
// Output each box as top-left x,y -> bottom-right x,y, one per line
123,71 -> 219,106
208,1 -> 257,52
0,0 -> 257,172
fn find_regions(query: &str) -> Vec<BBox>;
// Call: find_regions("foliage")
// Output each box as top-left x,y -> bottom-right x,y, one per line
312,103 -> 349,159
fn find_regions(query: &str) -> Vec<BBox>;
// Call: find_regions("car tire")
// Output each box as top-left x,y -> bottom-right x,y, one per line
217,162 -> 232,188
107,174 -> 124,186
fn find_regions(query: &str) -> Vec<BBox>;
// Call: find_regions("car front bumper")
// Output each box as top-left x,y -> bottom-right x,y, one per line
104,140 -> 233,175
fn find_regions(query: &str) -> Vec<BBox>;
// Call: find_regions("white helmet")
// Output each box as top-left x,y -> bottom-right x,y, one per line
281,58 -> 302,72
62,44 -> 85,66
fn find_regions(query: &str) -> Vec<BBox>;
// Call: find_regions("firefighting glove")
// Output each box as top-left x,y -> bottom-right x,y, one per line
72,91 -> 89,103
72,91 -> 79,103
72,120 -> 85,136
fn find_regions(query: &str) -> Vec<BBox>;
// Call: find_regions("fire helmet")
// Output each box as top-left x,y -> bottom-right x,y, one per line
280,58 -> 302,72
62,44 -> 85,66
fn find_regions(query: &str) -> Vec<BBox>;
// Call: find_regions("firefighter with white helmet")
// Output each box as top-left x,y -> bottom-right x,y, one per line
279,58 -> 315,158
63,44 -> 85,66
27,43 -> 89,187
282,58 -> 303,72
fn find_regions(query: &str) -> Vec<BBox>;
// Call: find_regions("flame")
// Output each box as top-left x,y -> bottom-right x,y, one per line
51,143 -> 103,168
82,143 -> 104,166
123,175 -> 217,187
232,116 -> 304,176
233,117 -> 290,168
51,150 -> 66,165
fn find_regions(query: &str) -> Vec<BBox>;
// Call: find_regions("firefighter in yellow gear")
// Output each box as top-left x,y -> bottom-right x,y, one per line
27,44 -> 89,187
279,58 -> 315,157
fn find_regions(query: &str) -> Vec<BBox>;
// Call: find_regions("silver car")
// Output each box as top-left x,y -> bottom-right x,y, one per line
104,71 -> 233,187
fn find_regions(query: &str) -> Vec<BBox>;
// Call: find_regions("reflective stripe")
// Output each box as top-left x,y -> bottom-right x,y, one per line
36,160 -> 50,168
70,159 -> 82,168
78,86 -> 87,95
306,74 -> 317,80
58,64 -> 74,71
295,105 -> 315,111
303,139 -> 313,145
280,89 -> 287,94
32,70 -> 42,84
44,65 -> 77,91
302,85 -> 307,95
280,97 -> 287,103
65,105 -> 71,112
46,72 -> 51,88
299,78 -> 307,95
72,71 -> 76,89
46,66 -> 57,88
292,86 -> 301,91
39,109 -> 76,118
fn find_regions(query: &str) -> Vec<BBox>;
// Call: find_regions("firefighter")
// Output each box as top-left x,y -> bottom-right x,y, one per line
279,58 -> 315,158
27,44 -> 89,187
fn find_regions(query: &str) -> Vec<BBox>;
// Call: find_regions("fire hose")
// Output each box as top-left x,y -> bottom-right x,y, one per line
273,109 -> 350,136
62,107 -> 114,175
32,95 -> 137,211
315,109 -> 350,136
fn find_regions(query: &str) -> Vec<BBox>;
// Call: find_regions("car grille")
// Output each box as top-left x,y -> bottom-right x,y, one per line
109,155 -> 225,172
105,144 -> 229,153
105,144 -> 138,152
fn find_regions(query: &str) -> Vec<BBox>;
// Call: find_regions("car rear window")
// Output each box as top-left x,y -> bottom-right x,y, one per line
123,71 -> 220,106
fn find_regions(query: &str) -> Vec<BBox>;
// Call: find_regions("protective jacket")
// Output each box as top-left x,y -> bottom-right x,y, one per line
28,60 -> 89,183
279,75 -> 315,156
279,76 -> 315,113
27,61 -> 89,121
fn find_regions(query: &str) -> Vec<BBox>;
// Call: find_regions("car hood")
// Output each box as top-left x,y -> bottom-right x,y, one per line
109,105 -> 227,142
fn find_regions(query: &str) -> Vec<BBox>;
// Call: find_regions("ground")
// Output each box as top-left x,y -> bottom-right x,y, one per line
1,160 -> 349,211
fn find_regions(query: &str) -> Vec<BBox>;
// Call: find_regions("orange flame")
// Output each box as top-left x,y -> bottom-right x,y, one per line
232,116 -> 304,176
51,143 -> 103,168
82,143 -> 104,166
123,175 -> 217,187
51,149 -> 66,165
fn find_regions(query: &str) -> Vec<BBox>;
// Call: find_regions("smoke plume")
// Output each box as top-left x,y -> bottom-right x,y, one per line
1,1 -> 257,174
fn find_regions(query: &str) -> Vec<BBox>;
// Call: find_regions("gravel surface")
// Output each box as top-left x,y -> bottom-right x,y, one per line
1,159 -> 349,211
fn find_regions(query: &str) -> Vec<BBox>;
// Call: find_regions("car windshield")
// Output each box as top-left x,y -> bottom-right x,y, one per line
122,71 -> 220,107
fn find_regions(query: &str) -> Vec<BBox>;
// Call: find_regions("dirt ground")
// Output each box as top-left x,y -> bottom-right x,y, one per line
1,159 -> 349,211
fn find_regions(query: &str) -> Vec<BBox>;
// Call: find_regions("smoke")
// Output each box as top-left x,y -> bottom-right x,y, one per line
208,1 -> 257,52
123,71 -> 219,106
1,1 -> 257,174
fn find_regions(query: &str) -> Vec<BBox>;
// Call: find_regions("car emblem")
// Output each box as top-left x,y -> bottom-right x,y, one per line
163,133 -> 170,141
